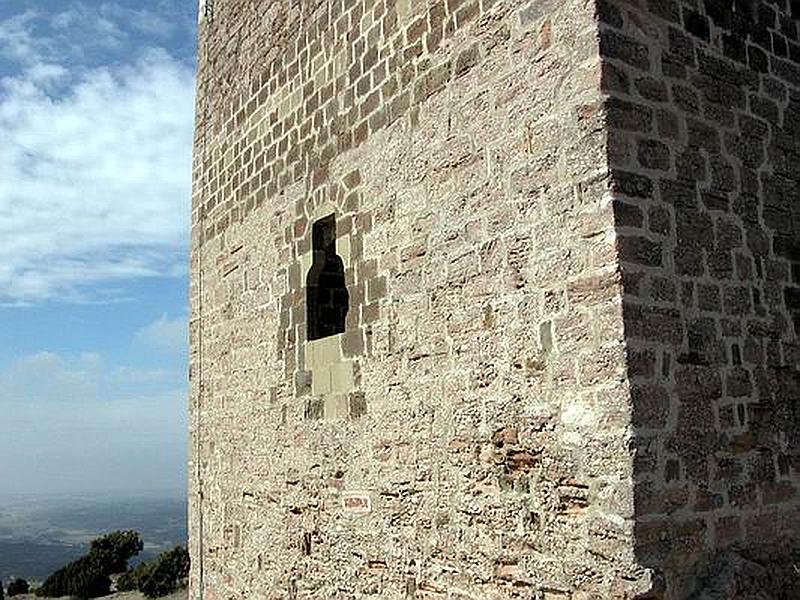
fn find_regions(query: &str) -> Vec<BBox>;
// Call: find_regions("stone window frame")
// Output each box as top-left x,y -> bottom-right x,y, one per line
279,174 -> 373,421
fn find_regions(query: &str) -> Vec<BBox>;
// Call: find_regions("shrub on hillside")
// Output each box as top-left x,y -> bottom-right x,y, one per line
7,579 -> 29,597
116,559 -> 150,592
0,578 -> 4,599
35,555 -> 110,599
118,546 -> 189,599
36,530 -> 143,599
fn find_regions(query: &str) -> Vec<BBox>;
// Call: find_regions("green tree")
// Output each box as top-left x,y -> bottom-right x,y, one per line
35,555 -> 110,599
36,530 -> 143,598
118,546 -> 190,599
116,559 -> 150,592
7,579 -> 29,597
88,530 -> 144,574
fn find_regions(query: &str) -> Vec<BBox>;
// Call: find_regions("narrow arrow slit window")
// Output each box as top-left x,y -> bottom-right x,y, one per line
306,214 -> 349,341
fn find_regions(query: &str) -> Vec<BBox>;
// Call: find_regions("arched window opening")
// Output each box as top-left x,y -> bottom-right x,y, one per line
306,214 -> 349,341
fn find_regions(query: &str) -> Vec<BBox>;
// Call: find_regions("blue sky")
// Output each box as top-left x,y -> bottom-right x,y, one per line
0,1 -> 197,497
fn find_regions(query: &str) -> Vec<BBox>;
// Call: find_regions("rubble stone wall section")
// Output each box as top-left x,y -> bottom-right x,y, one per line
600,0 -> 800,595
189,0 -> 652,598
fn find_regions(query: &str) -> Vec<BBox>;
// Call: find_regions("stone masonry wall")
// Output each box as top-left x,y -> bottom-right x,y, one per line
599,0 -> 800,595
189,0 -> 657,598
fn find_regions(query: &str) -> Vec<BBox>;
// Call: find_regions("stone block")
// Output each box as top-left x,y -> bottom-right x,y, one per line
305,397 -> 324,420
600,29 -> 651,70
323,394 -> 349,420
625,303 -> 684,345
612,170 -> 654,198
618,235 -> 664,267
637,139 -> 671,170
607,98 -> 654,132
311,365 -> 332,395
330,361 -> 355,393
631,383 -> 670,429
349,392 -> 367,418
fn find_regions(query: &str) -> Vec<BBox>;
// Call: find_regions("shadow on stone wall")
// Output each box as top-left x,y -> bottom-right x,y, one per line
601,0 -> 800,594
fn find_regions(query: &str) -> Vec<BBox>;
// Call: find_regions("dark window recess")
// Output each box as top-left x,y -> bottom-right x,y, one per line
306,214 -> 349,341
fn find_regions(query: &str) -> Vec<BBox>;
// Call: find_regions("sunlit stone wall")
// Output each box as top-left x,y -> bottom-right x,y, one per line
189,0 -> 799,597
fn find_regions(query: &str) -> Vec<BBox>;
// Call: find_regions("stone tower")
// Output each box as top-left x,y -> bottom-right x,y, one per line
189,0 -> 800,597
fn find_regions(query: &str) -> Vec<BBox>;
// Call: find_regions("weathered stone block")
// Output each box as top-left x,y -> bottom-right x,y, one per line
600,29 -> 651,70
607,98 -> 654,132
625,303 -> 684,345
618,235 -> 664,266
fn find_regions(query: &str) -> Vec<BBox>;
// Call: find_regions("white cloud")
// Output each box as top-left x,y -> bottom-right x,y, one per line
134,313 -> 188,355
0,7 -> 196,304
0,11 -> 42,65
0,349 -> 184,405
0,6 -> 124,67
0,351 -> 98,404
50,5 -> 124,48
99,3 -> 178,37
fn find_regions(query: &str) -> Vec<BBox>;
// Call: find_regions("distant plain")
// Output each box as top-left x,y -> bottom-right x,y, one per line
0,495 -> 187,583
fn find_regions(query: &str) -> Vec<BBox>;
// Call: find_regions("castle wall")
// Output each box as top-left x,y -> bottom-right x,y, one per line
600,0 -> 800,595
190,0 -> 652,598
